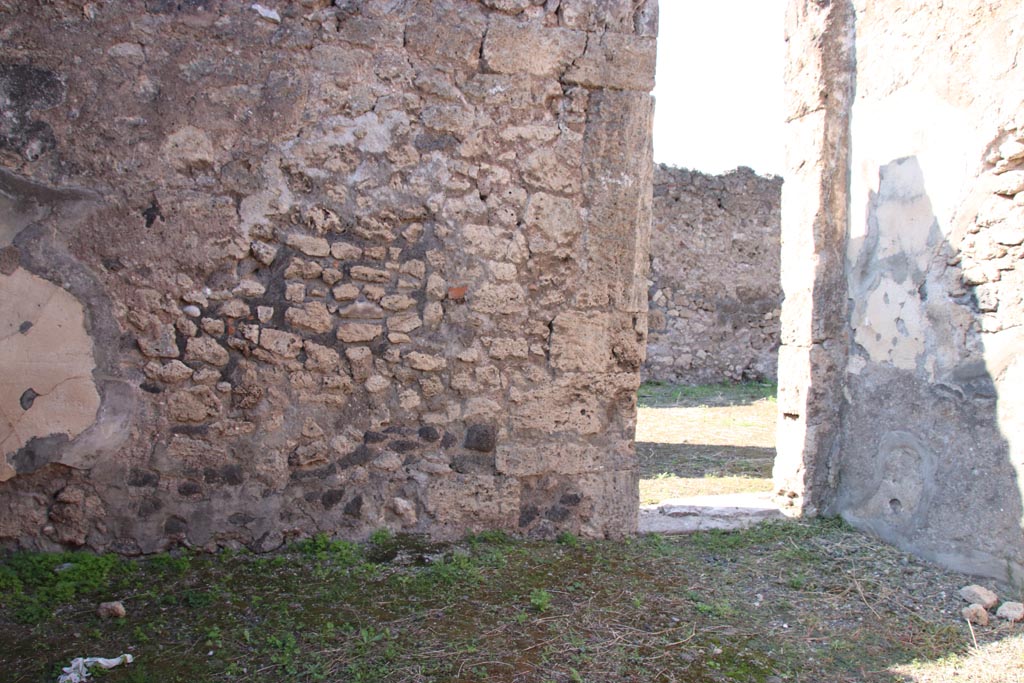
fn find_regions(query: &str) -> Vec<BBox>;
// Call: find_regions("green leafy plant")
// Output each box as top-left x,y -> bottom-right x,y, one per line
268,631 -> 301,675
0,551 -> 122,624
467,530 -> 512,545
369,528 -> 394,546
529,588 -> 552,612
556,531 -> 580,547
204,625 -> 223,648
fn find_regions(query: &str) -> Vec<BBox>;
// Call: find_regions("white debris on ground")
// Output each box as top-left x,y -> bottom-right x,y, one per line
250,4 -> 281,23
57,654 -> 134,683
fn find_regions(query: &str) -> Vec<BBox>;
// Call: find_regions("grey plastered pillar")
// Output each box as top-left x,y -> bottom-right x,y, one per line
772,0 -> 855,516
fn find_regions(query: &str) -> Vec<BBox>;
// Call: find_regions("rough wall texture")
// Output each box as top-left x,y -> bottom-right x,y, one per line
772,0 -> 855,518
835,0 -> 1024,583
776,0 -> 1024,583
645,164 -> 781,384
0,0 -> 656,553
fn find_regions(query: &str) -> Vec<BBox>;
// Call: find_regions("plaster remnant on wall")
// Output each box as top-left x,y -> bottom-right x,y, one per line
0,268 -> 100,480
808,0 -> 1024,583
842,430 -> 935,536
853,276 -> 925,370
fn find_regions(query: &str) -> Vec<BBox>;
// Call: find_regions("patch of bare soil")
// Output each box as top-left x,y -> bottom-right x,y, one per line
638,382 -> 776,504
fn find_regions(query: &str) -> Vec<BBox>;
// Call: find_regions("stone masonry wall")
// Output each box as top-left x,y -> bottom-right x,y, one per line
772,0 -> 855,519
645,164 -> 781,384
0,0 -> 656,553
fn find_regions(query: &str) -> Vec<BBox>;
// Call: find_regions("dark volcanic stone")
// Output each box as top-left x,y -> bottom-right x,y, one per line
464,424 -> 497,453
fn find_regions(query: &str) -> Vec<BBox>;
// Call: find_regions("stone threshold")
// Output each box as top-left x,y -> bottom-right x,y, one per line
638,492 -> 784,534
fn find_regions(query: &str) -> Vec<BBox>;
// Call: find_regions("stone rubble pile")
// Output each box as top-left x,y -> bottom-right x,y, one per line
959,584 -> 1024,625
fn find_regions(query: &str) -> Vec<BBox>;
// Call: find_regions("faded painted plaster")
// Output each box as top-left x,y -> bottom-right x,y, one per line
836,0 -> 1024,583
0,268 -> 100,480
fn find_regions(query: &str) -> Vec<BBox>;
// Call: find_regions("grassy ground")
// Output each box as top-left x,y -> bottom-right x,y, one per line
2,521 -> 1021,682
637,381 -> 777,505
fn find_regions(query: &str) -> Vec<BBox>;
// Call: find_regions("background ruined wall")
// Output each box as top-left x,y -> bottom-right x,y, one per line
776,0 -> 1024,583
645,164 -> 781,384
0,0 -> 656,553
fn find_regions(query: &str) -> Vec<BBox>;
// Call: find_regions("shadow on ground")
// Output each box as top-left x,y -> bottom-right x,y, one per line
638,443 -> 775,479
636,382 -> 777,504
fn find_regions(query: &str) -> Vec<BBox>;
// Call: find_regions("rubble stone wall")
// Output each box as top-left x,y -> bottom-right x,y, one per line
0,0 -> 656,553
645,165 -> 782,384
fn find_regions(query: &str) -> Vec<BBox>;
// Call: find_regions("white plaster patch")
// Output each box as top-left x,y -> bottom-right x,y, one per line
854,276 -> 925,369
0,269 -> 100,480
318,110 -> 411,155
872,190 -> 938,272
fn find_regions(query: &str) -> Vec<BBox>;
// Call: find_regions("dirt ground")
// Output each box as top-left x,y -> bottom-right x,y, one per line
3,520 -> 1022,683
637,382 -> 776,505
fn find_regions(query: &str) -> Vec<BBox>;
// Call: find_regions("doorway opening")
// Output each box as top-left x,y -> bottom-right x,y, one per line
638,0 -> 788,531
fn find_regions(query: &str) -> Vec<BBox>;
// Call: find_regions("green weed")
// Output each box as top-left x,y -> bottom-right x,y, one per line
0,551 -> 123,624
529,588 -> 552,612
786,572 -> 809,590
204,625 -> 223,648
369,528 -> 394,545
422,553 -> 481,587
642,533 -> 675,556
267,631 -> 301,675
466,529 -> 513,545
556,531 -> 580,547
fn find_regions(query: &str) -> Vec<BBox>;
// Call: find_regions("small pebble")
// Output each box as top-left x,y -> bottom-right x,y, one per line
996,601 -> 1024,622
962,603 -> 989,626
959,584 -> 999,610
97,600 -> 126,619
182,304 -> 201,317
